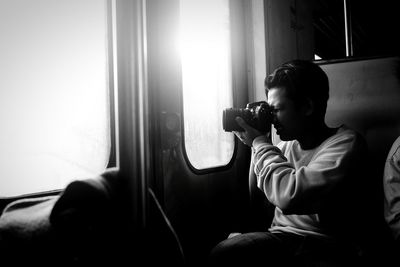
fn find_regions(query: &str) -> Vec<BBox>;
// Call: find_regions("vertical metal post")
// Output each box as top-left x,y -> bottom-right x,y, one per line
114,0 -> 149,233
344,0 -> 353,57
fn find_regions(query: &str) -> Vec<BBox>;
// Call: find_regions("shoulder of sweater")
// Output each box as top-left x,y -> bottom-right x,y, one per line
332,125 -> 362,142
323,125 -> 367,154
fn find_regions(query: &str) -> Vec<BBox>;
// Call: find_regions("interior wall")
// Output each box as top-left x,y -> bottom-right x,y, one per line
244,0 -> 267,103
264,0 -> 314,74
263,0 -> 315,145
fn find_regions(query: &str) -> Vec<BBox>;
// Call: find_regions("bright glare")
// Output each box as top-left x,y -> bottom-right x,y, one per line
0,0 -> 110,196
180,0 -> 234,169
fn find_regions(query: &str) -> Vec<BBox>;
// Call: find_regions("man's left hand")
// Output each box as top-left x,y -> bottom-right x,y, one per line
233,117 -> 263,147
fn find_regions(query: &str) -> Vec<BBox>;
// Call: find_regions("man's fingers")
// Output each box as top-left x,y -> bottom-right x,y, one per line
233,131 -> 246,143
235,117 -> 249,131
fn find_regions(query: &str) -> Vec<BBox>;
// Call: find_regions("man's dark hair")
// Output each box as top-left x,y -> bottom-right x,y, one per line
265,59 -> 329,118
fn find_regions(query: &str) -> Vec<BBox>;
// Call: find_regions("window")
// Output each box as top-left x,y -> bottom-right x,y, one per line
313,0 -> 346,60
0,0 -> 111,196
179,0 -> 234,170
313,0 -> 399,60
349,1 -> 399,58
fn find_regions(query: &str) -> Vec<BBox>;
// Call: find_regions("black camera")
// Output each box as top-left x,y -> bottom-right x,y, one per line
222,101 -> 272,132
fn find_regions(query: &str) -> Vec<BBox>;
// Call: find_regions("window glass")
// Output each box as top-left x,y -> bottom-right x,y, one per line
350,1 -> 399,58
0,0 -> 111,196
179,0 -> 234,170
313,0 -> 399,60
313,0 -> 346,60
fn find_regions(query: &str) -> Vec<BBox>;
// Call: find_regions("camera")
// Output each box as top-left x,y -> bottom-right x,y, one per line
222,101 -> 272,132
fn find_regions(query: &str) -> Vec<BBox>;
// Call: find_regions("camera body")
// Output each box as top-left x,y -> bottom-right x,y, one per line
222,101 -> 272,132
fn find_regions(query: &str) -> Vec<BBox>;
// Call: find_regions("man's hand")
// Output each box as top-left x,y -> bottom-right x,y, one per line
233,117 -> 263,147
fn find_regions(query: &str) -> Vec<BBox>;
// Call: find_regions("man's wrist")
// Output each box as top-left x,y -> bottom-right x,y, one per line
252,134 -> 272,147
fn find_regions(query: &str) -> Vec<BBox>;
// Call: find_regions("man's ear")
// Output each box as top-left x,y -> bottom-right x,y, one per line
304,98 -> 314,116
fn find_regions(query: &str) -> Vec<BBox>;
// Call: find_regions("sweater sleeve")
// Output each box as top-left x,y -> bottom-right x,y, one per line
252,131 -> 361,214
383,137 -> 400,240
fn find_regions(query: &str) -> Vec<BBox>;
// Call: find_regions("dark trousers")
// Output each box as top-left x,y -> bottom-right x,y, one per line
208,231 -> 361,266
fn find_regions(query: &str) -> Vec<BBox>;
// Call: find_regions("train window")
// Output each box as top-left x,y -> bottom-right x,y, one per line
0,0 -> 111,197
349,1 -> 399,58
179,0 -> 234,170
313,0 -> 399,60
313,0 -> 346,60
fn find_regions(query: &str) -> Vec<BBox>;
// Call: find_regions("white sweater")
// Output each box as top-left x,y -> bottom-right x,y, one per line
251,125 -> 364,237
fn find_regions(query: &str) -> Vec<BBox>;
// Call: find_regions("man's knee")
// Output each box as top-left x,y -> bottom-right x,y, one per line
208,237 -> 243,265
208,232 -> 281,265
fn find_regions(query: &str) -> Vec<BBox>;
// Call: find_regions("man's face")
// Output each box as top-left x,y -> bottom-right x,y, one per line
267,87 -> 307,141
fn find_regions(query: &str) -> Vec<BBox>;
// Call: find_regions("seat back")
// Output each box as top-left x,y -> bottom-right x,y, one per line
321,56 -> 400,264
322,57 -> 400,178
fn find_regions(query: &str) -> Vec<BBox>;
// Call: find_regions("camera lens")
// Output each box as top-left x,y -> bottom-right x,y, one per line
222,108 -> 247,132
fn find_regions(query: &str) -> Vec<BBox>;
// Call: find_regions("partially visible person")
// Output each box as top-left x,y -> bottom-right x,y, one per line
208,59 -> 368,266
384,135 -> 400,244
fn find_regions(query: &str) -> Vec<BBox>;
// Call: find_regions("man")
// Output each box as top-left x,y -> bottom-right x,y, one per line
208,60 -> 367,266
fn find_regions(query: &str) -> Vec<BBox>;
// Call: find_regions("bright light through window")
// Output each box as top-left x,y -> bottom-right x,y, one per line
0,0 -> 110,196
179,0 -> 234,170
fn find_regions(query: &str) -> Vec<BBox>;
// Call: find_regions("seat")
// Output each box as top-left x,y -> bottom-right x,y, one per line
321,56 -> 400,265
0,168 -> 185,266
